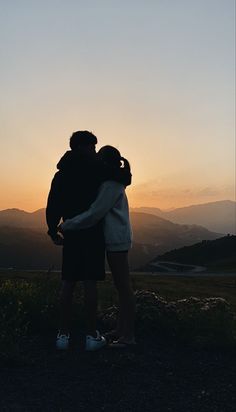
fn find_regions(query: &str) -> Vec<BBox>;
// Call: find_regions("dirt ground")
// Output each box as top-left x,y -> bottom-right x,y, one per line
0,333 -> 235,412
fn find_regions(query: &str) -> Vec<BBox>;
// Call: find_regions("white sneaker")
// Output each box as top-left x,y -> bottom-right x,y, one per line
56,332 -> 70,350
85,330 -> 106,351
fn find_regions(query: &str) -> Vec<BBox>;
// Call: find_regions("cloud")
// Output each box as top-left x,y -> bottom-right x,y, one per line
197,187 -> 219,196
127,181 -> 235,208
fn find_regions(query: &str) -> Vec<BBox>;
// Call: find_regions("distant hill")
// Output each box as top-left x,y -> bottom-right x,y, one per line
141,235 -> 236,272
0,226 -> 61,270
130,212 -> 221,254
0,226 -> 158,271
0,208 -> 46,229
0,208 -> 222,270
132,200 -> 236,234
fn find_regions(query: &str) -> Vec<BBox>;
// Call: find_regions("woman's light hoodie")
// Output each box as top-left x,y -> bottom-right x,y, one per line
61,180 -> 132,251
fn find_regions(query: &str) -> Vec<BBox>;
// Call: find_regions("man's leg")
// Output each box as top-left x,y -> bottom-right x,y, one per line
59,280 -> 76,335
84,280 -> 97,337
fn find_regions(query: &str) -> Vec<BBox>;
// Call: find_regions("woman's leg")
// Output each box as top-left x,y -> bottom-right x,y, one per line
107,252 -> 135,342
59,280 -> 76,335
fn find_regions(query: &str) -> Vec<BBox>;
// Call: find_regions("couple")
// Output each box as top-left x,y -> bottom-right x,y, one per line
46,130 -> 136,351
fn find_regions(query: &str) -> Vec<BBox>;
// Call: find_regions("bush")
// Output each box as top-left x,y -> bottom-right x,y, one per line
100,290 -> 236,346
0,278 -> 84,362
0,278 -> 235,363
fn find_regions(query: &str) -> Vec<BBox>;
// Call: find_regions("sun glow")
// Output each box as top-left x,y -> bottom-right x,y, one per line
0,2 -> 234,212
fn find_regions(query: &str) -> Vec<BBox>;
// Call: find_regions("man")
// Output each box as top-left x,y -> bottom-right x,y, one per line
46,130 -> 131,351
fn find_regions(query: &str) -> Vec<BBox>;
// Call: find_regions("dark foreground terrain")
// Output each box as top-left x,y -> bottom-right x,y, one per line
0,271 -> 235,411
0,333 -> 235,412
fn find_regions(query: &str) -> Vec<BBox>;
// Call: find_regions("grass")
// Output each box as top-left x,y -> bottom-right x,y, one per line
1,268 -> 236,308
0,269 -> 235,361
130,273 -> 236,312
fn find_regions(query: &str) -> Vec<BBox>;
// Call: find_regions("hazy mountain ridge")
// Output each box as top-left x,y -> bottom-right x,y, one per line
0,226 -> 61,270
132,200 -> 236,234
0,226 -> 158,270
0,206 -> 223,270
0,208 -> 46,229
130,212 -> 221,249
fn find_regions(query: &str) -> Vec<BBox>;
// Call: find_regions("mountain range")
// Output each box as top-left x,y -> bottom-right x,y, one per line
0,208 -> 45,229
132,200 -> 236,234
0,204 -> 224,270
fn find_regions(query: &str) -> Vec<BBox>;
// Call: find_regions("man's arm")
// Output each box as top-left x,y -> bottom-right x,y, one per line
46,172 -> 64,240
60,181 -> 123,232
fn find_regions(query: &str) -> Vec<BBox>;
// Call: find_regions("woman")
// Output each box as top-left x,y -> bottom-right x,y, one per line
60,146 -> 136,347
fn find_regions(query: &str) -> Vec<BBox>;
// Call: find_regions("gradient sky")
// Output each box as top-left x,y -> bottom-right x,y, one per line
0,0 -> 235,211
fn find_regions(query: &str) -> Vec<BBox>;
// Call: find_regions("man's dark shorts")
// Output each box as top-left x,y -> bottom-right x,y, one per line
61,225 -> 105,281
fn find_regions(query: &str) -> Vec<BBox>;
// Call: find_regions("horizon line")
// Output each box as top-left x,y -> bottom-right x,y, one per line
0,198 -> 235,214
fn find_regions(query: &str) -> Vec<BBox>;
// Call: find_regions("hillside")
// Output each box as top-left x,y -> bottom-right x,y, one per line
132,200 -> 236,234
0,227 -> 61,270
0,225 -> 160,270
130,212 -> 221,251
0,208 -> 222,270
143,235 -> 236,272
0,208 -> 46,229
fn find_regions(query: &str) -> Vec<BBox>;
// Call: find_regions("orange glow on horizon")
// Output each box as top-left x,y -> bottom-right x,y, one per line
1,182 -> 234,213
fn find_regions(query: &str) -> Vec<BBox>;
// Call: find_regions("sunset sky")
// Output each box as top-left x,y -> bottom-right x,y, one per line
0,0 -> 235,211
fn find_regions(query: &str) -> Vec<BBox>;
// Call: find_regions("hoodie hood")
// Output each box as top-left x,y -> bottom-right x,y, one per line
57,150 -> 96,171
57,151 -> 75,170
